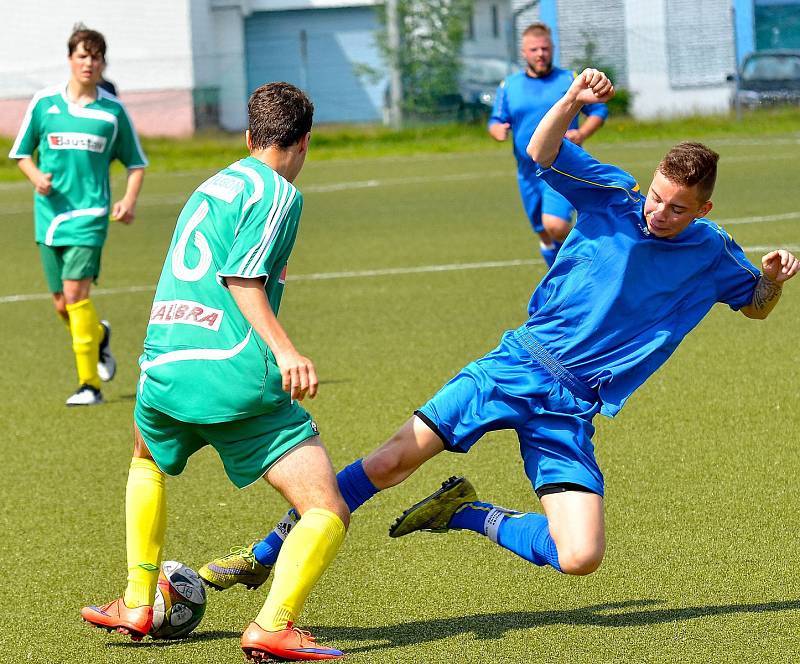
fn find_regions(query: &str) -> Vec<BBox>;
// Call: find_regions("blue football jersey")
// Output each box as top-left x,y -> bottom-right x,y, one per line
517,140 -> 760,417
489,68 -> 608,172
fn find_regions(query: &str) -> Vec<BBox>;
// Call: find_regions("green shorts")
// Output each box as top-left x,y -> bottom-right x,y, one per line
134,397 -> 319,489
38,244 -> 102,294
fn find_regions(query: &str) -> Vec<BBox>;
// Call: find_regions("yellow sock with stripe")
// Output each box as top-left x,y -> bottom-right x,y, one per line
255,508 -> 345,631
123,458 -> 167,608
65,298 -> 101,389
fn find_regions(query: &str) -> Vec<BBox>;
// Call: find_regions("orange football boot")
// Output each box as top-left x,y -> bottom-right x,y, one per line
241,621 -> 344,661
80,597 -> 153,641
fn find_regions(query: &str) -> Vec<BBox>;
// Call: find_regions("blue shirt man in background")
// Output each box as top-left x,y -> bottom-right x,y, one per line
198,70 -> 798,595
489,22 -> 608,267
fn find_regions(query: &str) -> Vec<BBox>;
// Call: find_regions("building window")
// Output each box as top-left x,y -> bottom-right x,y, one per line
491,4 -> 499,38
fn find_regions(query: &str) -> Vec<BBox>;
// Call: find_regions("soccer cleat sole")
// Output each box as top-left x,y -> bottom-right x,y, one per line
82,618 -> 147,641
389,476 -> 477,537
243,647 -> 343,662
200,577 -> 263,592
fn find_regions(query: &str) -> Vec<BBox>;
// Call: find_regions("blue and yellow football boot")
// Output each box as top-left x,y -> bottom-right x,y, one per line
389,476 -> 478,537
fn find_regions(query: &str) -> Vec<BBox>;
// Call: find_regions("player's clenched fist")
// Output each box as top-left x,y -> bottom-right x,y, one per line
35,171 -> 52,195
761,249 -> 799,284
569,68 -> 614,105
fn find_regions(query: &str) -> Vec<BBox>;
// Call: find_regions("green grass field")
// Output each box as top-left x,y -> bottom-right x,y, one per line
1,126 -> 799,664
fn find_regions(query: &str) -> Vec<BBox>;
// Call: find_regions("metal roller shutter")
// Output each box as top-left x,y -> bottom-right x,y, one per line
245,7 -> 385,123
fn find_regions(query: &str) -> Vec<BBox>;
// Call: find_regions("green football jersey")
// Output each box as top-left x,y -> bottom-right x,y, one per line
138,156 -> 303,423
9,84 -> 148,247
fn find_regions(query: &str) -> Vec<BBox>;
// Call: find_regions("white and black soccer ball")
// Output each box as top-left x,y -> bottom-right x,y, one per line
149,560 -> 207,639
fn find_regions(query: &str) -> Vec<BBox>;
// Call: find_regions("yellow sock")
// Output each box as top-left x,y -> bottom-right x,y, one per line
256,508 -> 345,631
65,299 -> 101,389
123,458 -> 166,608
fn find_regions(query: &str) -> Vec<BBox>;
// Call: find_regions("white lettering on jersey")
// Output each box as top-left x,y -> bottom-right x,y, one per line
149,299 -> 224,331
172,200 -> 213,282
47,132 -> 107,153
197,173 -> 245,203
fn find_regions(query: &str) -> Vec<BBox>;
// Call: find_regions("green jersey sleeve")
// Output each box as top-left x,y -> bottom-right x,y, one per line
8,94 -> 44,158
218,180 -> 302,283
112,102 -> 148,168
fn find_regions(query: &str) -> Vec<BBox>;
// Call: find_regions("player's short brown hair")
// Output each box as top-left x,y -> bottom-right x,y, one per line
247,82 -> 314,150
658,142 -> 719,202
522,22 -> 552,39
68,24 -> 106,59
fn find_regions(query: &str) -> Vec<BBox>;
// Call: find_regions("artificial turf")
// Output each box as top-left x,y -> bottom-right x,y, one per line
0,128 -> 798,663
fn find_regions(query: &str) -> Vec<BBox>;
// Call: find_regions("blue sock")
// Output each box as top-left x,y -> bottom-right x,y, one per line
447,501 -> 502,532
497,512 -> 561,571
448,501 -> 561,572
336,458 -> 380,513
539,240 -> 563,268
252,459 -> 378,566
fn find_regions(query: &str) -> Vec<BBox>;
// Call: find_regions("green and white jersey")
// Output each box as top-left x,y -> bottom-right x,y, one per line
138,156 -> 302,423
9,84 -> 148,247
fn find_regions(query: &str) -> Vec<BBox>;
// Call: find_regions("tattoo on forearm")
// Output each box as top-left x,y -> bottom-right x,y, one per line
752,276 -> 782,310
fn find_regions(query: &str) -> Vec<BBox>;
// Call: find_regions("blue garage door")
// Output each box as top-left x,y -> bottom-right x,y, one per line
245,7 -> 385,123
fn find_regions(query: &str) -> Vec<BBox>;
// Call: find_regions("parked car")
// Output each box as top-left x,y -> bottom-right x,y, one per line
731,50 -> 800,109
459,56 -> 519,110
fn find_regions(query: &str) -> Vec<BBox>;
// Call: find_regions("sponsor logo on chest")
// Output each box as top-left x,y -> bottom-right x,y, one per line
149,299 -> 224,331
47,132 -> 107,153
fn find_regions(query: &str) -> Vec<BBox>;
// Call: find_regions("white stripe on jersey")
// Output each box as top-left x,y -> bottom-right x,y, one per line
235,169 -> 285,277
61,88 -> 119,144
230,161 -> 264,212
8,85 -> 62,158
98,88 -> 149,167
140,328 -> 252,373
244,174 -> 296,278
45,206 -> 108,245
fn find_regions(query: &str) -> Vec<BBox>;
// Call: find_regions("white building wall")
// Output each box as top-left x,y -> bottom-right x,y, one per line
210,6 -> 249,131
558,0 -> 628,86
0,0 -> 198,136
464,0 -> 514,60
624,0 -> 732,118
1,0 -> 194,96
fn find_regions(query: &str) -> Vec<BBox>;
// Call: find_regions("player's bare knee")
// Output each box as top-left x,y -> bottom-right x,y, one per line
299,494 -> 350,529
556,543 -> 605,575
363,440 -> 413,488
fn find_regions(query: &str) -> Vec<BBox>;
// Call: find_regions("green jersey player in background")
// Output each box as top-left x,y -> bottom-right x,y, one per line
9,25 -> 147,406
81,82 -> 350,662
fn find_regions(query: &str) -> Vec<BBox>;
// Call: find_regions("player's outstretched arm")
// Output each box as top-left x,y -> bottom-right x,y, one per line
111,167 -> 145,224
740,249 -> 799,319
527,68 -> 613,167
227,276 -> 318,400
15,157 -> 52,195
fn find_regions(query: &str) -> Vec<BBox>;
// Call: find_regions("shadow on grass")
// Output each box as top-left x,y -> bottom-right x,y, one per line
106,630 -> 240,648
318,598 -> 800,654
103,598 -> 800,654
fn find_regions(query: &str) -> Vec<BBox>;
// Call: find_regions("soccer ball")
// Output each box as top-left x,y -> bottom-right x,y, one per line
149,560 -> 207,639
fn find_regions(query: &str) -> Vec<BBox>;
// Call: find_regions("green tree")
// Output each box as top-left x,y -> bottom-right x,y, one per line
375,0 -> 475,118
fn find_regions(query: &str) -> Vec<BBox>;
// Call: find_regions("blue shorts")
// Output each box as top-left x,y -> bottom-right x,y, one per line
517,169 -> 574,233
416,330 -> 604,495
